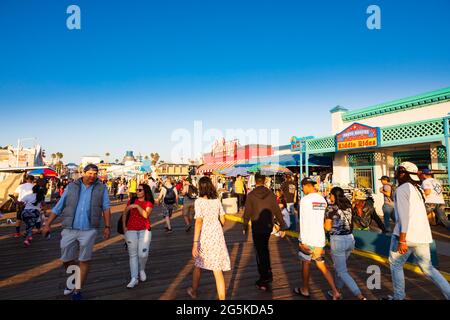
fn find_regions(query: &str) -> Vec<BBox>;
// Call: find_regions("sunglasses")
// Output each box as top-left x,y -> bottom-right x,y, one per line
137,189 -> 144,192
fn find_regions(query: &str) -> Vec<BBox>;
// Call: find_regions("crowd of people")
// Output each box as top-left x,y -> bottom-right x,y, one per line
8,161 -> 450,300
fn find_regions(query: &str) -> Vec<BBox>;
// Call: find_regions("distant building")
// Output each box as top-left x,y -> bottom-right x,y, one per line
273,144 -> 293,156
123,151 -> 136,166
197,139 -> 273,174
157,163 -> 190,177
0,145 -> 45,168
81,155 -> 101,168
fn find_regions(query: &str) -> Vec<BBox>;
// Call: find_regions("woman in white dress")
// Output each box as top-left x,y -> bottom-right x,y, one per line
187,176 -> 231,300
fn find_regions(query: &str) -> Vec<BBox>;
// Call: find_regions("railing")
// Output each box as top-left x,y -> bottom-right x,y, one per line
380,118 -> 445,147
306,136 -> 336,154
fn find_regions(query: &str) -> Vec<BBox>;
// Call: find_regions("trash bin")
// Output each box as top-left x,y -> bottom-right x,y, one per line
221,192 -> 238,214
222,197 -> 238,214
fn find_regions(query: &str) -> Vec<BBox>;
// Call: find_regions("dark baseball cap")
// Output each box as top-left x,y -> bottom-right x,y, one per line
379,176 -> 390,182
301,177 -> 317,186
422,168 -> 432,175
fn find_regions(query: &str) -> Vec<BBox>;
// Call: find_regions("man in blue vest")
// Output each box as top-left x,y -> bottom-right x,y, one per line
43,164 -> 111,300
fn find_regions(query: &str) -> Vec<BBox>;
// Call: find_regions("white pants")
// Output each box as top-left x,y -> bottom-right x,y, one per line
125,230 -> 152,279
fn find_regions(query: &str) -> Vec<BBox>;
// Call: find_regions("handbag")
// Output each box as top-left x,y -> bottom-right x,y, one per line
117,212 -> 130,235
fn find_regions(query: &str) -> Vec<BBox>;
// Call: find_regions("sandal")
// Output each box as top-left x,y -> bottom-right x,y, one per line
187,287 -> 197,299
293,287 -> 310,298
327,290 -> 343,300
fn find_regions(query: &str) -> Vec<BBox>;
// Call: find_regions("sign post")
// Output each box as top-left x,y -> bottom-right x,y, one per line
443,114 -> 450,183
291,136 -> 313,197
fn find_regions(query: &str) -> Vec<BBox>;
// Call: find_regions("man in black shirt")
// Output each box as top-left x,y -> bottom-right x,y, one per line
244,173 -> 288,291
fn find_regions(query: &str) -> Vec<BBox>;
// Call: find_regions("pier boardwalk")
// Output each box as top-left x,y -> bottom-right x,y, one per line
1,199 -> 449,300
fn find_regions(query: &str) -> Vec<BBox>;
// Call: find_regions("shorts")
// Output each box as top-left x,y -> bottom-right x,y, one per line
21,209 -> 40,220
162,203 -> 175,218
60,229 -> 98,262
298,245 -> 325,262
182,199 -> 195,218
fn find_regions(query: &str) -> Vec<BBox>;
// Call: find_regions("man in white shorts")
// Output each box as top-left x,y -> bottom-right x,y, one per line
43,164 -> 111,300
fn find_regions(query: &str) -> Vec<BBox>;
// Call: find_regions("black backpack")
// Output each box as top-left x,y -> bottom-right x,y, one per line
164,186 -> 176,205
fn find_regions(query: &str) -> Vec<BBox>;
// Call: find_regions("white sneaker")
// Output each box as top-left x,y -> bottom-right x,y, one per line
139,270 -> 147,282
63,287 -> 74,296
127,278 -> 139,289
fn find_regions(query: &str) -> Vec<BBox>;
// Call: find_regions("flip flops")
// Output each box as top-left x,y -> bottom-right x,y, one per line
187,287 -> 197,299
293,287 -> 310,298
327,290 -> 343,300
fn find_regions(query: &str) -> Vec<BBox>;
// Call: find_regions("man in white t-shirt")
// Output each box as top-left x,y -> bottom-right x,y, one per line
420,169 -> 450,230
383,162 -> 450,300
293,178 -> 341,300
13,175 -> 35,237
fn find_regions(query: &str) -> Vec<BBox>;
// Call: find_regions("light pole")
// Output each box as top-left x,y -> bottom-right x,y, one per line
16,137 -> 37,167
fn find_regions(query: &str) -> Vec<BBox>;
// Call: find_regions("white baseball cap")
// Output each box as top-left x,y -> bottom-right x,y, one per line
398,161 -> 420,181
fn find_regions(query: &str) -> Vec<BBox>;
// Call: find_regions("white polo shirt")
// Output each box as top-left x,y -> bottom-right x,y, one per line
299,192 -> 327,247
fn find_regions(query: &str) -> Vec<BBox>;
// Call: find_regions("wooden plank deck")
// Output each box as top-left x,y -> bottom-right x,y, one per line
0,200 -> 449,300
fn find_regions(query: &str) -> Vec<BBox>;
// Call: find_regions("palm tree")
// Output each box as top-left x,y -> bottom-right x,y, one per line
55,161 -> 63,175
51,153 -> 56,164
53,153 -> 64,171
56,152 -> 63,162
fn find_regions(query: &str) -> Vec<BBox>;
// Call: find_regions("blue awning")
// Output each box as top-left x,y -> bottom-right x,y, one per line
235,153 -> 331,168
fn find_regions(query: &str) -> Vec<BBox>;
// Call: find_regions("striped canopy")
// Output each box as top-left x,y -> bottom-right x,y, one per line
28,168 -> 58,177
258,164 -> 293,175
196,162 -> 235,174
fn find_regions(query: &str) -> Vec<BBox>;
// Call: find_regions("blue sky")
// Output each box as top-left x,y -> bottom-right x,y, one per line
1,0 -> 450,163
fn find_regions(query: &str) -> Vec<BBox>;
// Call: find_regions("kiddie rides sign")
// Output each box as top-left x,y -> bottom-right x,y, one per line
336,123 -> 380,151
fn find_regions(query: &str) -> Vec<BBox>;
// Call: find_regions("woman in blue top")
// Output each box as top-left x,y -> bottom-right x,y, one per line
325,187 -> 366,300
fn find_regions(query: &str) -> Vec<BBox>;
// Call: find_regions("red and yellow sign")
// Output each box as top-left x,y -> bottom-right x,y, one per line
336,123 -> 379,151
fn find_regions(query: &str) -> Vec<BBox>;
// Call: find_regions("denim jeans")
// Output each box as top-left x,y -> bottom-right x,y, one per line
382,204 -> 395,233
426,203 -> 450,230
330,234 -> 362,296
125,230 -> 152,279
286,203 -> 296,231
389,234 -> 450,300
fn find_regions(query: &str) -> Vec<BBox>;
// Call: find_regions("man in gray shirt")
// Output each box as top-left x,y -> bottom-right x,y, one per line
379,176 -> 395,233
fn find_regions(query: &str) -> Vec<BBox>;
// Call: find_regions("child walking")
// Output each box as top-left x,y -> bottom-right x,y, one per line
21,185 -> 46,246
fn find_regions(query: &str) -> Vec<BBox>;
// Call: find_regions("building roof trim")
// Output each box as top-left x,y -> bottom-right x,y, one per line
342,87 -> 450,122
330,105 -> 349,113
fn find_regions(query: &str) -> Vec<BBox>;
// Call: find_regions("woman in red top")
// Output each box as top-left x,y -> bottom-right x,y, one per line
122,184 -> 154,288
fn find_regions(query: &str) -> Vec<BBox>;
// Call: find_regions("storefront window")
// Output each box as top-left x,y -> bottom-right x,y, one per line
348,152 -> 375,167
348,153 -> 375,191
437,146 -> 447,170
353,168 -> 374,190
393,150 -> 431,169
